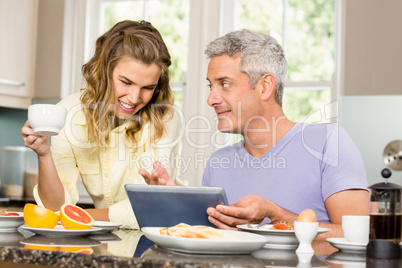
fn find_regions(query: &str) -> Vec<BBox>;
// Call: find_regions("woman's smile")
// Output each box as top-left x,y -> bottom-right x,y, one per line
118,100 -> 137,113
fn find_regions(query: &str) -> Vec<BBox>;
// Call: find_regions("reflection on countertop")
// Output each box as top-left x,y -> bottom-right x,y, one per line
0,227 -> 330,267
1,227 -> 402,267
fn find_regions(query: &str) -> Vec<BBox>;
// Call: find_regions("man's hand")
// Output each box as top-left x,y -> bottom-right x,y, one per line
139,161 -> 176,186
206,194 -> 298,230
206,195 -> 271,230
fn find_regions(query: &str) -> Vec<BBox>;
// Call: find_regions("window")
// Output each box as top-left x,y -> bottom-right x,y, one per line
234,0 -> 335,123
86,0 -> 335,121
83,0 -> 337,184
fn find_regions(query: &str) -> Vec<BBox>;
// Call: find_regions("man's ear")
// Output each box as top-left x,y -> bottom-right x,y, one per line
259,73 -> 276,101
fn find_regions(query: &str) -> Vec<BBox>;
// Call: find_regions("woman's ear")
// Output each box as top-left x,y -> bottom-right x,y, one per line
259,73 -> 276,101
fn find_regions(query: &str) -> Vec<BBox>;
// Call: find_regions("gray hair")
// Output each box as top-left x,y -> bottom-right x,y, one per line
205,29 -> 287,105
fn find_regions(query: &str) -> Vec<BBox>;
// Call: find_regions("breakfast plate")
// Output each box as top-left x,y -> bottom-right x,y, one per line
326,238 -> 366,253
56,221 -> 121,233
237,224 -> 331,249
141,227 -> 268,254
0,212 -> 24,232
92,221 -> 122,233
20,224 -> 102,237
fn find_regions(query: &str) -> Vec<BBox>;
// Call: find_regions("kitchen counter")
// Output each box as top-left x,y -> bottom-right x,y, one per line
1,203 -> 401,267
1,227 -> 402,267
0,228 -> 320,267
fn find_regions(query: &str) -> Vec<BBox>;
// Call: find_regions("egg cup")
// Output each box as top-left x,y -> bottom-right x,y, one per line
294,221 -> 318,254
296,252 -> 314,268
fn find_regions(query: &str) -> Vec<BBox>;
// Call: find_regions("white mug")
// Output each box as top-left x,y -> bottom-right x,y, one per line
28,104 -> 67,136
342,215 -> 370,244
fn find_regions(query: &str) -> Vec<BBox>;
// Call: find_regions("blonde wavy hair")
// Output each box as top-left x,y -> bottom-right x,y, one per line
81,20 -> 174,149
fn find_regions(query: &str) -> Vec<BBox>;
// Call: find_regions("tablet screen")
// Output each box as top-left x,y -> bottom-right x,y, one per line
125,185 -> 228,228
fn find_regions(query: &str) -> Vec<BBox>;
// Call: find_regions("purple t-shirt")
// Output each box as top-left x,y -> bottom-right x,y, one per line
202,123 -> 368,223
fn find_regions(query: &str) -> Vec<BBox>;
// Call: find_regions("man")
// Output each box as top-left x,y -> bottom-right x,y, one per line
141,29 -> 369,237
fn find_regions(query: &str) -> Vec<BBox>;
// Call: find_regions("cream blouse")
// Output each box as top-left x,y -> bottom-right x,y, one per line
33,92 -> 183,229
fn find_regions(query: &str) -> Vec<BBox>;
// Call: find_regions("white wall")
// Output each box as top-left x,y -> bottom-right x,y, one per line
340,95 -> 402,186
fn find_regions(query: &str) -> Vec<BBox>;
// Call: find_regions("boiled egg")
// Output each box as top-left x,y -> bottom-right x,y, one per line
297,209 -> 317,222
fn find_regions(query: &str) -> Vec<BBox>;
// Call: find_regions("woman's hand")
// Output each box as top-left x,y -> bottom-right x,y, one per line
21,120 -> 65,211
21,120 -> 51,156
139,161 -> 176,186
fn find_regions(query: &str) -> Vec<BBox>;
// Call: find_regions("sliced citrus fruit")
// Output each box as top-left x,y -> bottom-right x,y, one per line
23,203 -> 59,229
60,204 -> 94,230
59,247 -> 93,254
24,244 -> 58,251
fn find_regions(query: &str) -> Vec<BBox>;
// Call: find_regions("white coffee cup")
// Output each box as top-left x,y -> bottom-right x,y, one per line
342,215 -> 370,244
28,104 -> 67,136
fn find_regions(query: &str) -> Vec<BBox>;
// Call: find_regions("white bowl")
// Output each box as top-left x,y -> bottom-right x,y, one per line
28,104 -> 67,136
0,212 -> 25,232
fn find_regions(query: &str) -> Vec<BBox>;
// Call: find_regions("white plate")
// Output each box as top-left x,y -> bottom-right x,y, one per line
141,227 -> 268,254
0,212 -> 24,232
20,224 -> 102,237
237,224 -> 330,248
92,221 -> 122,233
326,238 -> 366,253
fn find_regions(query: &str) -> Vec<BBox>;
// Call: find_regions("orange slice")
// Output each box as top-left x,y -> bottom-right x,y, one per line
23,203 -> 59,229
59,247 -> 94,254
24,244 -> 58,251
60,204 -> 94,230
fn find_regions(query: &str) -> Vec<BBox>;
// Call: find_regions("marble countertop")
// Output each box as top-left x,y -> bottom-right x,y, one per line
1,227 -> 269,267
1,227 -> 402,267
1,212 -> 401,267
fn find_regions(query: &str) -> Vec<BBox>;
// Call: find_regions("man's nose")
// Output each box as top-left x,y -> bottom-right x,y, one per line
207,89 -> 222,107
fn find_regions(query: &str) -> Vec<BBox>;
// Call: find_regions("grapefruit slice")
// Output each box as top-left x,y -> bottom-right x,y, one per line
23,203 -> 59,229
60,204 -> 94,230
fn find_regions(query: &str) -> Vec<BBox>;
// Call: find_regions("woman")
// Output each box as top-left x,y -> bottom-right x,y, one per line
21,20 -> 183,229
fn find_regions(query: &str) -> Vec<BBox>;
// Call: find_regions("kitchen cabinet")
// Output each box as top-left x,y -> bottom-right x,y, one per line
34,0 -> 66,100
343,0 -> 402,95
0,0 -> 39,109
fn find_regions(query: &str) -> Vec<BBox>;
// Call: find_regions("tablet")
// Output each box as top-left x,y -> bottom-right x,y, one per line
125,184 -> 228,228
